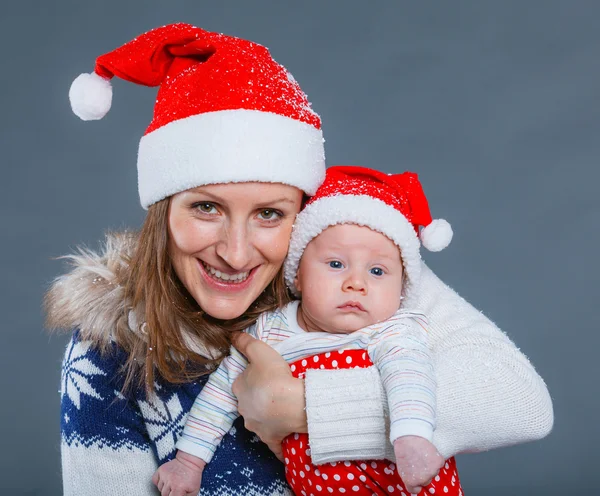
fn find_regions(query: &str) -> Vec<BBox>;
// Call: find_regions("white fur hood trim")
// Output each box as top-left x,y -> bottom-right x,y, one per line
45,231 -> 217,359
45,232 -> 135,347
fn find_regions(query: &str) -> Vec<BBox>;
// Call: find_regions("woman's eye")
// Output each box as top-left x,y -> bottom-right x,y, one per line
329,261 -> 343,269
257,209 -> 281,221
195,202 -> 217,214
370,267 -> 384,276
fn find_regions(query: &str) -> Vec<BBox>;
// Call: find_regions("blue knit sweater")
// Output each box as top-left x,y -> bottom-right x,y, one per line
61,332 -> 290,495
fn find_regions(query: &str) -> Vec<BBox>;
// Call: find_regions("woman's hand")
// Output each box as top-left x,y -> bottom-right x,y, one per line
231,332 -> 307,461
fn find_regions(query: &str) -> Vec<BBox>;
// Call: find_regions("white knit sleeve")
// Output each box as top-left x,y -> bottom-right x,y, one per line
418,263 -> 554,459
304,366 -> 394,465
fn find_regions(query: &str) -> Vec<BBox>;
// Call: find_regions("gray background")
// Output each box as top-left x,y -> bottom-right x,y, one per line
1,1 -> 598,494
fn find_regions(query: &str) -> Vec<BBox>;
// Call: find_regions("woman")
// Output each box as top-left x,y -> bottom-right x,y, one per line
47,23 -> 553,495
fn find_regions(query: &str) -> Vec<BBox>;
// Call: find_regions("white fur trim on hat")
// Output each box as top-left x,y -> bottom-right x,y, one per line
137,109 -> 325,208
69,73 -> 113,121
284,194 -> 423,306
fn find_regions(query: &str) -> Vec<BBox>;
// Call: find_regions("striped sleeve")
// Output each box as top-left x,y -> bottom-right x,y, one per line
176,324 -> 261,463
367,313 -> 436,444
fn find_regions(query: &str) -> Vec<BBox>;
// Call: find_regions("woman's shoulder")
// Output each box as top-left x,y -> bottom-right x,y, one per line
45,231 -> 139,348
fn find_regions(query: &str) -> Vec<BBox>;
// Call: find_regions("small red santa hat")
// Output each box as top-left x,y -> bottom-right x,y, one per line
69,23 -> 325,209
284,166 -> 453,304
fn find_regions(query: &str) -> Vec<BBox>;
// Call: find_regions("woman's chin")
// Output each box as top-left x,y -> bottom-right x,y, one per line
197,296 -> 253,321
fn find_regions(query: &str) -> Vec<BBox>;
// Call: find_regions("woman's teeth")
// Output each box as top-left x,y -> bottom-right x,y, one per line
202,262 -> 250,283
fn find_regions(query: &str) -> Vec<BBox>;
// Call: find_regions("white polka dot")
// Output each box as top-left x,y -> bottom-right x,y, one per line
306,448 -> 311,457
347,473 -> 354,479
389,463 -> 396,470
360,463 -> 367,470
301,491 -> 306,496
435,476 -> 440,482
332,360 -> 338,368
302,359 -> 307,366
443,487 -> 448,493
291,365 -> 296,372
338,349 -> 344,354
387,486 -> 394,493
352,486 -> 360,492
339,489 -> 346,494
322,474 -> 328,480
344,461 -> 351,467
359,475 -> 366,482
305,464 -> 311,471
325,352 -> 331,358
300,441 -> 304,448
285,457 -> 289,464
313,355 -> 319,362
316,485 -> 322,491
362,352 -> 366,360
346,356 -> 352,364
330,462 -> 337,467
292,448 -> 296,455
300,471 -> 305,478
320,364 -> 325,369
293,469 -> 297,476
327,488 -> 333,494
291,478 -> 295,485
429,488 -> 435,494
315,469 -> 320,476
294,433 -> 299,440
445,462 -> 450,470
370,462 -> 378,469
333,474 -> 341,481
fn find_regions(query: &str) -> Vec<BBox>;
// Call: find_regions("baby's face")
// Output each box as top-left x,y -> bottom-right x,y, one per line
295,224 -> 404,334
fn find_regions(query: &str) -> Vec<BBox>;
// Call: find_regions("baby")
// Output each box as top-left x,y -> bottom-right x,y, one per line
153,166 -> 460,496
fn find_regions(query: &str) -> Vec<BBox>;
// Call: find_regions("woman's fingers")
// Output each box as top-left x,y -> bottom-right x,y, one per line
231,332 -> 282,363
267,440 -> 284,462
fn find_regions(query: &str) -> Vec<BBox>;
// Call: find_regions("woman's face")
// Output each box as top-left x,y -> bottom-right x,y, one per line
168,182 -> 303,320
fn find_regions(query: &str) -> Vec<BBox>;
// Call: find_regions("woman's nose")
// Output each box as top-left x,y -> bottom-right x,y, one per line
342,272 -> 367,294
215,223 -> 253,270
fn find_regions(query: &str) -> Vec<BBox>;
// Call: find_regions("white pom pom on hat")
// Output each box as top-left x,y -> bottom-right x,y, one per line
420,218 -> 453,252
69,72 -> 113,121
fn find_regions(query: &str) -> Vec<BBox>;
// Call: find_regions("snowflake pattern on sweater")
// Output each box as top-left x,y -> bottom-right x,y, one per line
61,332 -> 292,496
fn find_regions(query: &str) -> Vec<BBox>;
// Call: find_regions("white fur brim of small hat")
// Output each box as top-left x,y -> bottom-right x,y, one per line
284,194 -> 423,306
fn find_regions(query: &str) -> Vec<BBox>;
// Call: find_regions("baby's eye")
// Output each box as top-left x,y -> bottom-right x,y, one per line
370,267 -> 384,276
329,261 -> 344,269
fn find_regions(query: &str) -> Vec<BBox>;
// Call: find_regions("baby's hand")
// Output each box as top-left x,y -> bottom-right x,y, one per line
152,450 -> 206,496
393,435 -> 444,495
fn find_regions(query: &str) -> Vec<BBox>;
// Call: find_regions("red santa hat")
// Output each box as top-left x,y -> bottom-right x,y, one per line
284,166 -> 453,304
69,23 -> 325,209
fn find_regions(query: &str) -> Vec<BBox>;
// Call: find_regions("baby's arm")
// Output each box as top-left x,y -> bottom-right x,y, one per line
368,312 -> 444,494
153,327 -> 255,496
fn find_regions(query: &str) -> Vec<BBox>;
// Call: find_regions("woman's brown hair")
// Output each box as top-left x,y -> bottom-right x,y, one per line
121,198 -> 292,394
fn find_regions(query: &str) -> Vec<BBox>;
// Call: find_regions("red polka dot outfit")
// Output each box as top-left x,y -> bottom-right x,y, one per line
283,349 -> 463,496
